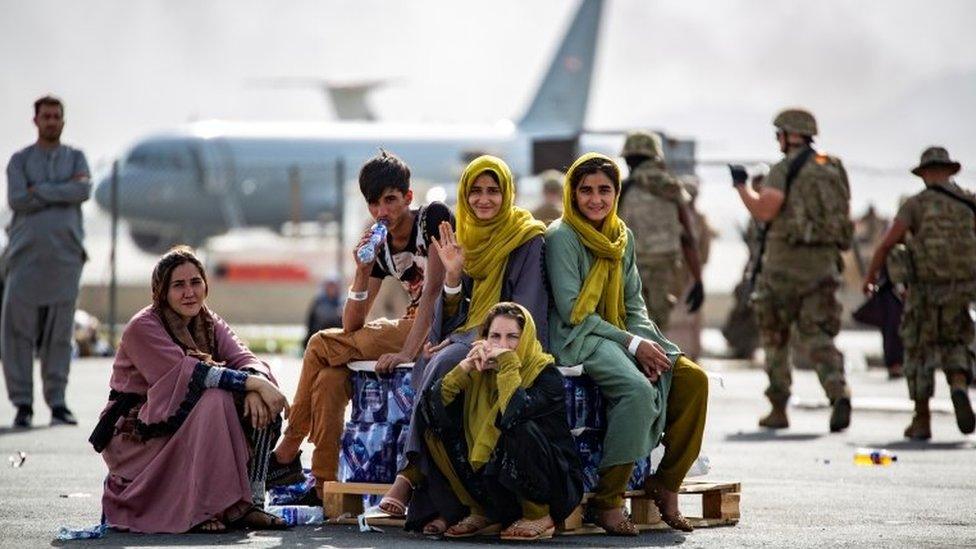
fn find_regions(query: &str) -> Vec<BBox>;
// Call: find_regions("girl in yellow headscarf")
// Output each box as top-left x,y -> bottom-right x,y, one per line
379,156 -> 551,532
545,153 -> 709,535
418,302 -> 582,540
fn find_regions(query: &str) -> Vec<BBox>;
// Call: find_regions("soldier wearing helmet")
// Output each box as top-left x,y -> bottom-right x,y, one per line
730,108 -> 854,432
616,130 -> 704,332
863,146 -> 976,440
530,169 -> 565,225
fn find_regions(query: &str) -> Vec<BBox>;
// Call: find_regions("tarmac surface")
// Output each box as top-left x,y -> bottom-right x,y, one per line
1,352 -> 974,548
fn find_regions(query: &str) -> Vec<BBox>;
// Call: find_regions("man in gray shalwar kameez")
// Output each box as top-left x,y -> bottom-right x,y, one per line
3,95 -> 90,428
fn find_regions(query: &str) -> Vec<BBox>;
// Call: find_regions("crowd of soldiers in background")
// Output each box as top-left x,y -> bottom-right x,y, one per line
523,109 -> 975,441
617,109 -> 974,441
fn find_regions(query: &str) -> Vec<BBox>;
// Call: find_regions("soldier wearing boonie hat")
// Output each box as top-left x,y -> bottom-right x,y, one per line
863,146 -> 975,440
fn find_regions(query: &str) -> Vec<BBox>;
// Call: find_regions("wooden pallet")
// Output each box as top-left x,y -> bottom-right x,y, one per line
321,479 -> 740,532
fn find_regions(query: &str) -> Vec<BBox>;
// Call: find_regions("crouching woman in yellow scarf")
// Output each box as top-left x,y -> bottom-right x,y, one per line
414,302 -> 583,540
545,153 -> 709,534
381,155 -> 551,531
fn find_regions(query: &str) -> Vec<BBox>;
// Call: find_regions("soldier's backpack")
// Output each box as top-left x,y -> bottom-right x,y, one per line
619,165 -> 683,256
908,185 -> 976,283
780,153 -> 854,250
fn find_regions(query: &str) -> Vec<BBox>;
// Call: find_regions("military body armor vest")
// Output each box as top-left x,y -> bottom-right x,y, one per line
619,166 -> 682,257
778,154 -> 854,250
908,187 -> 976,283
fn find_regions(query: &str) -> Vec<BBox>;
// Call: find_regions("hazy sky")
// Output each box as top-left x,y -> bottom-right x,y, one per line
3,0 -> 975,290
2,0 -> 974,169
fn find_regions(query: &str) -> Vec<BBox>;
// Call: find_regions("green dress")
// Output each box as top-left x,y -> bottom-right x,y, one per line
545,220 -> 679,467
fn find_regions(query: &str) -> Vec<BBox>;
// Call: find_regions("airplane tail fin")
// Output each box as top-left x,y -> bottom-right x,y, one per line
325,80 -> 385,122
517,0 -> 604,134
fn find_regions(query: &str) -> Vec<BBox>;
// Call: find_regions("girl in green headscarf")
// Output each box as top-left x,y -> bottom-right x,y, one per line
416,302 -> 582,540
380,156 -> 552,531
545,153 -> 709,534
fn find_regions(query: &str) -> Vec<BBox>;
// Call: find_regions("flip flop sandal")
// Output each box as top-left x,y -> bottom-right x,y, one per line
229,505 -> 290,530
500,518 -> 556,541
444,515 -> 502,538
190,518 -> 228,534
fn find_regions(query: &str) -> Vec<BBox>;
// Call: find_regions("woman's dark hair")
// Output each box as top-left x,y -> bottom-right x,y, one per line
568,157 -> 620,194
151,246 -> 208,309
479,302 -> 527,338
359,149 -> 411,203
474,169 -> 500,185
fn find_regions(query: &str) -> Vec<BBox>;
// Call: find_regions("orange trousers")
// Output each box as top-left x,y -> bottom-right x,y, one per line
281,318 -> 414,489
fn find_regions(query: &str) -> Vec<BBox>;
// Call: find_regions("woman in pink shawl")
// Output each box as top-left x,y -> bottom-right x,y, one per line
90,246 -> 291,533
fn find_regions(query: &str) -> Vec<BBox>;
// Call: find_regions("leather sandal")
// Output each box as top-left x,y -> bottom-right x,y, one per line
500,517 -> 556,541
378,474 -> 413,518
593,507 -> 639,536
190,518 -> 227,534
444,514 -> 502,538
228,505 -> 289,530
645,478 -> 694,532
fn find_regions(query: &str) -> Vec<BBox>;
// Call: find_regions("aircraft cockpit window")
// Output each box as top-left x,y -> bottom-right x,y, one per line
125,142 -> 194,171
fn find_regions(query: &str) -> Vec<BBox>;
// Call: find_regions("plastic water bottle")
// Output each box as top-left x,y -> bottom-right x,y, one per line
265,505 -> 324,526
854,447 -> 897,466
57,523 -> 107,541
357,221 -> 388,264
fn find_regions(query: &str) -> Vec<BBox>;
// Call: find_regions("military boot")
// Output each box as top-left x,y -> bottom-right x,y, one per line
948,373 -> 975,435
758,401 -> 789,429
829,397 -> 851,433
904,399 -> 931,441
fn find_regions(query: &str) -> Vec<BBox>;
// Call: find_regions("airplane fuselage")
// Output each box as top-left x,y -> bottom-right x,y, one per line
94,119 -> 541,250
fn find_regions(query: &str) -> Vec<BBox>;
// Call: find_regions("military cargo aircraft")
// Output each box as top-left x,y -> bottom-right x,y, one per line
94,0 -> 694,253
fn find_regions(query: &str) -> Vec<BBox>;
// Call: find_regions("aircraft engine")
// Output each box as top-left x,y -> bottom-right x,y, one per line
128,226 -> 206,254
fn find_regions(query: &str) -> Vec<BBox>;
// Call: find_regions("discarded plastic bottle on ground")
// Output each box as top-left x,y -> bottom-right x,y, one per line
265,505 -> 324,526
57,523 -> 107,540
356,221 -> 389,264
854,447 -> 897,466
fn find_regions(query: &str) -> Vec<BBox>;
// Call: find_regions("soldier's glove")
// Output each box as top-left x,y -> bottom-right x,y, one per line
685,280 -> 704,313
728,164 -> 748,186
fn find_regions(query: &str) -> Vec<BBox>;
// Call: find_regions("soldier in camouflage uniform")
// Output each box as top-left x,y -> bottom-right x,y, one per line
863,147 -> 976,440
731,109 -> 853,432
617,131 -> 704,332
668,175 -> 718,358
530,169 -> 565,225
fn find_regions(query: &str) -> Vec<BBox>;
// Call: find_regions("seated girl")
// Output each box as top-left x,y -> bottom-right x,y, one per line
414,302 -> 582,540
90,246 -> 291,533
545,154 -> 708,534
378,155 -> 549,531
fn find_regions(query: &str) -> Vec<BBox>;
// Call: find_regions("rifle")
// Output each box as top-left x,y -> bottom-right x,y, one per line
748,147 -> 815,292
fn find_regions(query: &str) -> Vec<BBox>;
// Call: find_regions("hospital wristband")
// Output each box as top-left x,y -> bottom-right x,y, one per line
347,289 -> 368,301
627,336 -> 642,356
443,282 -> 462,295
